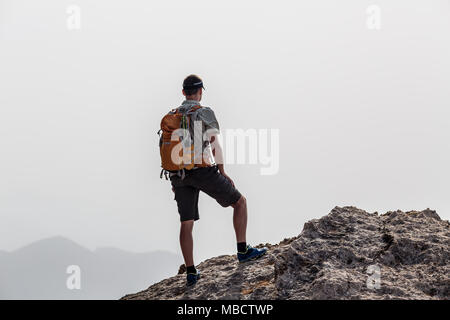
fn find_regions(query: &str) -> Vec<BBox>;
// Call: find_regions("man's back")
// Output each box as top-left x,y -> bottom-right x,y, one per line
176,99 -> 220,167
165,74 -> 267,287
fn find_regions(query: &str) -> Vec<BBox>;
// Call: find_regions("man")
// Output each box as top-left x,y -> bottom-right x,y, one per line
168,75 -> 267,286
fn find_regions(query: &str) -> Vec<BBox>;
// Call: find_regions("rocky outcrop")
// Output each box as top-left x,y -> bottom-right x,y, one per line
121,207 -> 449,300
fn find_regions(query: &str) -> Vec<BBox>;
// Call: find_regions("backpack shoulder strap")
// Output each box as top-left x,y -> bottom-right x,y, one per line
185,105 -> 202,114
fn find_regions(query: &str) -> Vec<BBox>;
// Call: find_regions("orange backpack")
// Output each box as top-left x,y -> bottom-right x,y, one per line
158,106 -> 208,178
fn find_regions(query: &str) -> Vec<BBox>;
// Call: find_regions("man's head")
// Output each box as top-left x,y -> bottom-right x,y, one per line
182,74 -> 205,101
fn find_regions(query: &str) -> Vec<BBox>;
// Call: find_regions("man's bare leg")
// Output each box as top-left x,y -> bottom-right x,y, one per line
232,196 -> 247,243
180,220 -> 195,267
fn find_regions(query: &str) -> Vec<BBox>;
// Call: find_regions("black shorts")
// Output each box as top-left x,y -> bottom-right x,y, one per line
169,165 -> 242,222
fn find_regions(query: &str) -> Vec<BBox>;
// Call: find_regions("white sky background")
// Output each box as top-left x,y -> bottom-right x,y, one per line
0,0 -> 449,262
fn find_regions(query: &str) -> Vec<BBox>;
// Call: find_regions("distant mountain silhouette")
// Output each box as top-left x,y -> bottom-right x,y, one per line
0,236 -> 181,299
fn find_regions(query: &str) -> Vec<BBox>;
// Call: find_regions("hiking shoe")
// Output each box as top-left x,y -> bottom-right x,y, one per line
237,245 -> 268,263
186,270 -> 201,286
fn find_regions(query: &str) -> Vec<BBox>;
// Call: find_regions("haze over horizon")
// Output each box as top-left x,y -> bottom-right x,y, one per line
0,235 -> 181,299
1,0 -> 449,265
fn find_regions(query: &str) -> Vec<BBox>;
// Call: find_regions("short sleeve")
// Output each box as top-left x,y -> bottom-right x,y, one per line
198,107 -> 220,133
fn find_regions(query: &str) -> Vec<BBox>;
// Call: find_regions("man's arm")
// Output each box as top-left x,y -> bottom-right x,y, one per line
210,135 -> 235,187
200,107 -> 235,186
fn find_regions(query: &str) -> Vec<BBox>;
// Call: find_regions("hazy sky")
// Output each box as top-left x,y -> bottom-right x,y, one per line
1,0 -> 449,263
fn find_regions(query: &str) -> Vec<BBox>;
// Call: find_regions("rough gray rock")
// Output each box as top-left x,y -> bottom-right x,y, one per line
121,207 -> 449,300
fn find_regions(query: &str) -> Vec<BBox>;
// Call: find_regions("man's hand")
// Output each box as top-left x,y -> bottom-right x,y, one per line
217,164 -> 235,187
220,171 -> 235,188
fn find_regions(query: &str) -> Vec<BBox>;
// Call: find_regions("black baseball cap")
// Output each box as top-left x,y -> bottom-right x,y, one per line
183,75 -> 205,90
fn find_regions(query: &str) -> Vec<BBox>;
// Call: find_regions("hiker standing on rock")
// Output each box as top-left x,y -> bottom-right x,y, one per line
158,75 -> 267,286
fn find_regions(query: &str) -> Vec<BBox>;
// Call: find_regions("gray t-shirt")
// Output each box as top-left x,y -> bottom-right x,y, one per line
178,100 -> 220,133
